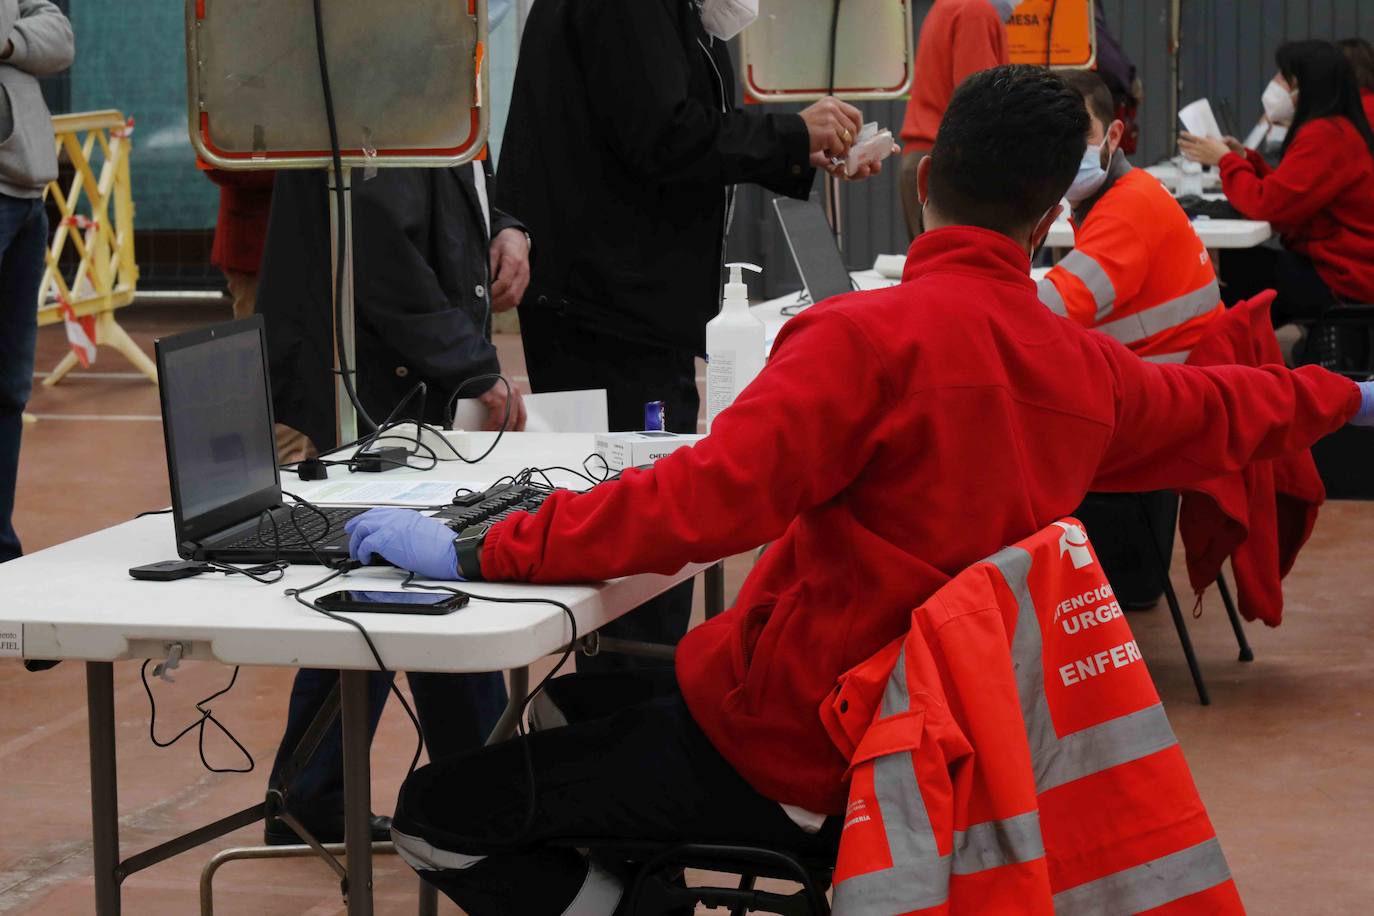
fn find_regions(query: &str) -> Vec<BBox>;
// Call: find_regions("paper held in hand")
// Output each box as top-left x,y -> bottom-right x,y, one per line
1179,98 -> 1224,140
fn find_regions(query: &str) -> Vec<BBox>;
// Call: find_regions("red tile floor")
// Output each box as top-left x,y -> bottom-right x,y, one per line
2,304 -> 1373,914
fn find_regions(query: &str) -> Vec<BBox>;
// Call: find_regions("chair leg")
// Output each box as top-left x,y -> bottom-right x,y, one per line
1215,573 -> 1254,663
1135,496 -> 1210,705
731,873 -> 757,916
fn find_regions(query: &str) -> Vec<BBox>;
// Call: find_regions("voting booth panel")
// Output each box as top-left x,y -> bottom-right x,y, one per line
186,0 -> 490,170
740,0 -> 915,102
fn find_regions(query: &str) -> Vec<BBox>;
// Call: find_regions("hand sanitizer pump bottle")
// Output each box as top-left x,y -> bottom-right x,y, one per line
705,262 -> 766,432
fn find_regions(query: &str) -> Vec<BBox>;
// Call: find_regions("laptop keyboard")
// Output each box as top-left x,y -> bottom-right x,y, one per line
223,506 -> 362,551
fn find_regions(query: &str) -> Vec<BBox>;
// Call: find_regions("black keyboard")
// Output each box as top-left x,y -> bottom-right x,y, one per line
433,483 -> 553,532
1175,195 -> 1243,220
223,506 -> 362,550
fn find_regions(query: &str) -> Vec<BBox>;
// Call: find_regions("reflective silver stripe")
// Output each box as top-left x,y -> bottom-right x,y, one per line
833,751 -> 950,913
1057,250 -> 1117,319
881,645 -> 909,717
562,861 -> 624,916
951,810 -> 1045,876
1037,277 -> 1070,317
1145,350 -> 1192,364
985,546 -> 1178,793
1052,837 -> 1233,916
1095,280 -> 1220,347
390,826 -> 486,872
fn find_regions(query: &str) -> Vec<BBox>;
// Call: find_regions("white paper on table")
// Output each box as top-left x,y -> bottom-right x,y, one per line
303,479 -> 470,507
450,389 -> 609,434
1179,98 -> 1223,140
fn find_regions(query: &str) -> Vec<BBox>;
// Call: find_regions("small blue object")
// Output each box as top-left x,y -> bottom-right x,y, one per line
1353,381 -> 1374,427
644,400 -> 666,432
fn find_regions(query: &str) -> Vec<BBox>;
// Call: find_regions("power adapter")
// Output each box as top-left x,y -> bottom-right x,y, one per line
353,446 -> 410,473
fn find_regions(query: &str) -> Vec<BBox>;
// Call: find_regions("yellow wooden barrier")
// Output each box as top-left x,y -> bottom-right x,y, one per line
37,109 -> 152,387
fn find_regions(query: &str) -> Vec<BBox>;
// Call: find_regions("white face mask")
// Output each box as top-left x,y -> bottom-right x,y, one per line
1065,139 -> 1111,206
1262,79 -> 1296,125
987,0 -> 1018,21
700,0 -> 759,40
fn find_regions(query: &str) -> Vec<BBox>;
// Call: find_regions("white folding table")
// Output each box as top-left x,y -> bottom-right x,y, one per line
0,432 -> 716,915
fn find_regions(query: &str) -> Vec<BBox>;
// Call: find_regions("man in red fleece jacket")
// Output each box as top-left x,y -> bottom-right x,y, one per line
347,67 -> 1373,914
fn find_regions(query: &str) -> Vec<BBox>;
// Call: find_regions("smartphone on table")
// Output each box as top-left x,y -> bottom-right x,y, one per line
315,590 -> 469,615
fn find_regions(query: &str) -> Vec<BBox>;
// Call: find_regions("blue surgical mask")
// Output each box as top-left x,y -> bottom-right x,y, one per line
1065,140 -> 1110,206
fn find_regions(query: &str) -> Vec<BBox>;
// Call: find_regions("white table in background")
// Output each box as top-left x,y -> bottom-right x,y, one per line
1045,216 -> 1272,251
0,432 -> 717,916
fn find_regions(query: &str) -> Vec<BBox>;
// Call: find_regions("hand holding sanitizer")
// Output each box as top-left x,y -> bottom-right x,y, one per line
705,262 -> 766,432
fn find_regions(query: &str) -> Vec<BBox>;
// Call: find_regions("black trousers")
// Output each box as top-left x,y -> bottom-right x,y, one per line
391,672 -> 837,915
267,669 -> 507,818
520,309 -> 696,672
1219,244 -> 1338,324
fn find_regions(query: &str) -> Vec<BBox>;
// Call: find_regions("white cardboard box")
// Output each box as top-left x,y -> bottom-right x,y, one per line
593,431 -> 705,471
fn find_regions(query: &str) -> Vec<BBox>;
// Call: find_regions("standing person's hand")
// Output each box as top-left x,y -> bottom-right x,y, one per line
479,380 -> 527,431
489,228 -> 531,313
1178,132 -> 1231,167
800,97 -> 864,159
1222,136 -> 1246,156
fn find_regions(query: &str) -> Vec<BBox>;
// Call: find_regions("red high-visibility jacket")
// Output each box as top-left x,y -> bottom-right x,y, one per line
823,521 -> 1244,915
481,227 -> 1361,815
1179,292 -> 1327,627
1219,116 -> 1374,302
1038,155 -> 1223,363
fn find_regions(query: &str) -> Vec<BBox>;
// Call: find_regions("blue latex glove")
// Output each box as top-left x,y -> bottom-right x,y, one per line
345,508 -> 461,581
1353,381 -> 1374,427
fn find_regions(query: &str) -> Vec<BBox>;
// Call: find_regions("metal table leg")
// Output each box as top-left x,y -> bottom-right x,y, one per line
488,667 -> 530,745
87,661 -> 121,915
340,670 -> 374,916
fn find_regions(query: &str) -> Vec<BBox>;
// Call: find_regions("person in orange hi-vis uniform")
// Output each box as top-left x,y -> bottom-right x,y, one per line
824,520 -> 1243,915
1039,70 -> 1224,366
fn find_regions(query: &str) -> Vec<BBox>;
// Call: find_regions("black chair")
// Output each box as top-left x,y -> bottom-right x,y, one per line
559,839 -> 833,916
1295,303 -> 1374,379
1076,493 -> 1253,706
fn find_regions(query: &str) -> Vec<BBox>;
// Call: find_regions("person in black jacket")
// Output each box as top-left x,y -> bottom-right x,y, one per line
254,161 -> 530,845
258,162 -> 530,455
497,0 -> 882,671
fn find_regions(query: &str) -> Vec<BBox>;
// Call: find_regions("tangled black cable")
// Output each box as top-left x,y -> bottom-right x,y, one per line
140,660 -> 255,774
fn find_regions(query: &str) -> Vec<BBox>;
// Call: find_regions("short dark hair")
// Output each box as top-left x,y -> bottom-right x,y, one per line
1339,37 -> 1374,91
927,65 -> 1089,236
1057,68 -> 1116,130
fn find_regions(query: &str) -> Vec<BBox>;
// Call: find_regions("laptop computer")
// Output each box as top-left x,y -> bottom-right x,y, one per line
772,197 -> 856,305
155,316 -> 365,565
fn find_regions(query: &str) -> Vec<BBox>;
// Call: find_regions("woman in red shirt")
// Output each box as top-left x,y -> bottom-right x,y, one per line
1181,41 -> 1374,326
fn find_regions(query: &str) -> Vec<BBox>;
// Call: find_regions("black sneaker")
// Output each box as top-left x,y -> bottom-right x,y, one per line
264,812 -> 393,846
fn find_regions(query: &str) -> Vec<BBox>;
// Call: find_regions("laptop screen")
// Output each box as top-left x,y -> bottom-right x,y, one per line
772,197 -> 855,304
158,318 -> 279,535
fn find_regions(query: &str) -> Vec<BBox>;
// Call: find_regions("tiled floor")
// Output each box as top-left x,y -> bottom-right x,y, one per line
3,304 -> 1373,914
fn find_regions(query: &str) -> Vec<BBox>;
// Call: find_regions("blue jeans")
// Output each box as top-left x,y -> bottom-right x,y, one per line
267,668 -> 508,817
0,194 -> 47,564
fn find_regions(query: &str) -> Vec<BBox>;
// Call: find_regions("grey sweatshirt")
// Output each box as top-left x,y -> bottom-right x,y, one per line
0,0 -> 74,198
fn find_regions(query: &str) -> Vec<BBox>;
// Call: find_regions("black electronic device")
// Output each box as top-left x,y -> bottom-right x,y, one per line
772,197 -> 856,305
154,316 -> 368,564
1175,195 -> 1243,221
433,482 -> 554,531
129,559 -> 213,581
315,589 -> 469,615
